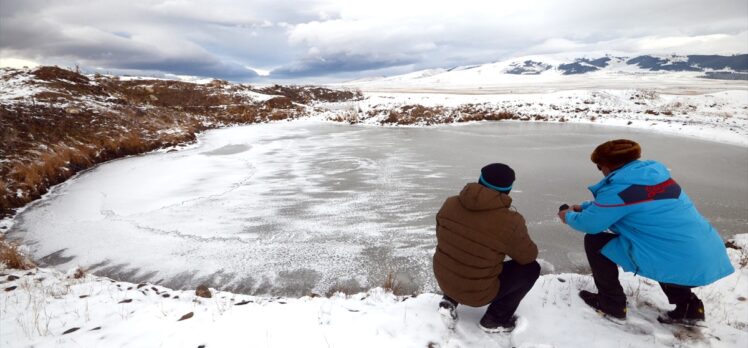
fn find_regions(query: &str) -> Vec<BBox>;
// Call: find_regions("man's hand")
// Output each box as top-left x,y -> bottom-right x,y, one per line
557,209 -> 569,224
572,205 -> 583,212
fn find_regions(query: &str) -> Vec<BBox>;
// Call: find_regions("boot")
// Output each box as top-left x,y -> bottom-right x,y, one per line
657,294 -> 705,325
579,290 -> 627,320
479,313 -> 517,333
438,296 -> 458,329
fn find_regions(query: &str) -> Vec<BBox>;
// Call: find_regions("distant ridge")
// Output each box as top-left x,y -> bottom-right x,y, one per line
510,54 -> 748,77
346,54 -> 748,86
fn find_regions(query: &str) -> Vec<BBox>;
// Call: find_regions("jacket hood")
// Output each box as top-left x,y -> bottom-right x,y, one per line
589,160 -> 671,194
458,183 -> 512,211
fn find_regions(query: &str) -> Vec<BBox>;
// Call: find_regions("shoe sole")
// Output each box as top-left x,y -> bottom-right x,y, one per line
579,291 -> 627,324
657,317 -> 706,328
593,309 -> 626,325
479,324 -> 513,334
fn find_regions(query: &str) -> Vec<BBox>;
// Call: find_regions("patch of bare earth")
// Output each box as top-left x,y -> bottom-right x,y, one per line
369,103 -> 543,125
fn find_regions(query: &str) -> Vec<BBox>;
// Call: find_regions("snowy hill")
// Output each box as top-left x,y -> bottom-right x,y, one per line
342,53 -> 748,91
2,234 -> 747,347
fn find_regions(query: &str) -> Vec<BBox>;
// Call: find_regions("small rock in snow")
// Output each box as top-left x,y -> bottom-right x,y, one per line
196,284 -> 212,298
62,327 -> 80,335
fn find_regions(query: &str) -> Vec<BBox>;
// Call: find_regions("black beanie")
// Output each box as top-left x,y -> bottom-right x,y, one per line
479,163 -> 515,192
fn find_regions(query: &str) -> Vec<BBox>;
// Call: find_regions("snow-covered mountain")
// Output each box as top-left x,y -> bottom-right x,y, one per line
344,54 -> 748,90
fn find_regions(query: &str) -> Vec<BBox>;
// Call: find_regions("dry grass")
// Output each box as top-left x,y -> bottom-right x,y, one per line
329,103 -> 361,124
381,272 -> 403,295
382,272 -> 400,294
258,85 -> 362,104
72,267 -> 86,279
377,104 -> 519,125
1,66 -> 361,219
0,235 -> 35,270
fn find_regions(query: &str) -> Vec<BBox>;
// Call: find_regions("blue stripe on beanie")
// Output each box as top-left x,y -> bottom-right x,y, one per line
479,175 -> 513,192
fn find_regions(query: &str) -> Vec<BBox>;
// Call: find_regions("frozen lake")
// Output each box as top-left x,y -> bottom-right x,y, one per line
11,121 -> 748,295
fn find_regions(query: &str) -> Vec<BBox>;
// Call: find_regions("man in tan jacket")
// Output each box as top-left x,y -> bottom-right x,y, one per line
433,163 -> 540,333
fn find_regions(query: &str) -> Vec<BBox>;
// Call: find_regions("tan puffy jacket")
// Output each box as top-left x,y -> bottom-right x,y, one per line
433,183 -> 538,307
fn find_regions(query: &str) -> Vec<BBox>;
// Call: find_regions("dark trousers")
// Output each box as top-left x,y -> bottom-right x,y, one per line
444,260 -> 541,323
584,233 -> 695,311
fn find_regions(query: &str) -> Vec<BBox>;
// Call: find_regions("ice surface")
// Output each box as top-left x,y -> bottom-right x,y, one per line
10,121 -> 748,295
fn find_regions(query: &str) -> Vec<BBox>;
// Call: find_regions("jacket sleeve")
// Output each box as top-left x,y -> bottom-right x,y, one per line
566,203 -> 629,234
506,216 -> 538,265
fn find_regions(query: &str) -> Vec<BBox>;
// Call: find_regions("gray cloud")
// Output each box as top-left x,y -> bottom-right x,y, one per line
272,53 -> 417,77
1,0 -> 746,81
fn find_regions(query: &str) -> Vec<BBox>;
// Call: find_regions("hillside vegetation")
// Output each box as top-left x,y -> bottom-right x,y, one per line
0,67 -> 361,219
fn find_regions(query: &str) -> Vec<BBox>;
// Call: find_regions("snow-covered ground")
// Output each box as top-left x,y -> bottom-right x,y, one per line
328,54 -> 748,146
2,234 -> 746,348
311,89 -> 748,147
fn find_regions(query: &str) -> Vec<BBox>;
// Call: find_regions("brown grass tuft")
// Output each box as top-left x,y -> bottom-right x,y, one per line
382,272 -> 403,295
0,235 -> 35,270
73,267 -> 86,279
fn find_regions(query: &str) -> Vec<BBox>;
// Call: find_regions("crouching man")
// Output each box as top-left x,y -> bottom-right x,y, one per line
558,139 -> 734,325
433,163 -> 540,333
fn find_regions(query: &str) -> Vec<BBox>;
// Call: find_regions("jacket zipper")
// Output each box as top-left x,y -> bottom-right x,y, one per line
627,230 -> 640,276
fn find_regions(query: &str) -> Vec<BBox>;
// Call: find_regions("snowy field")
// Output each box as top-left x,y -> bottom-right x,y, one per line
334,58 -> 748,146
8,121 -> 747,297
2,234 -> 746,348
317,89 -> 748,147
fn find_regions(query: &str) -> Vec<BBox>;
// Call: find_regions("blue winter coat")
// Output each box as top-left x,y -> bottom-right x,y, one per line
566,160 -> 734,286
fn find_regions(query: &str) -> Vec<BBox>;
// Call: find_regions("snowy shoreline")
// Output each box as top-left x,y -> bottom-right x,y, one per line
320,89 -> 748,147
2,234 -> 746,347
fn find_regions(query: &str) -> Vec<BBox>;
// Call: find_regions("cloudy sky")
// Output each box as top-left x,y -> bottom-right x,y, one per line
1,0 -> 746,82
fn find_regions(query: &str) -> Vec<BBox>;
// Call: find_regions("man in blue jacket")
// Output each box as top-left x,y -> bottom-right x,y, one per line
558,139 -> 734,324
